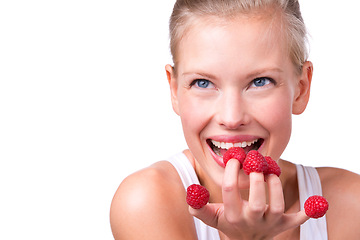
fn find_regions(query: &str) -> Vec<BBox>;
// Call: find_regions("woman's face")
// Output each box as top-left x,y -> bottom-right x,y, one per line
166,14 -> 311,188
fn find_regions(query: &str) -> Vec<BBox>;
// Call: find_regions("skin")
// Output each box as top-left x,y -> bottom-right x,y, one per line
110,12 -> 360,240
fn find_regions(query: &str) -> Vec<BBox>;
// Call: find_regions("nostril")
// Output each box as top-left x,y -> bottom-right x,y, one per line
220,116 -> 249,129
218,109 -> 250,130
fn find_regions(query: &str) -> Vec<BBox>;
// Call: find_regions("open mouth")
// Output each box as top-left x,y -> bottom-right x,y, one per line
207,138 -> 264,158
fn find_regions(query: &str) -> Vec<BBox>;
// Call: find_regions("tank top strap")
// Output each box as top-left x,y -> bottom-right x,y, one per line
167,152 -> 200,188
167,152 -> 221,240
296,164 -> 328,240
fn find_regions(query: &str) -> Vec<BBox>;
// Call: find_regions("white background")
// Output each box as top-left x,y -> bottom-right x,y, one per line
0,0 -> 359,239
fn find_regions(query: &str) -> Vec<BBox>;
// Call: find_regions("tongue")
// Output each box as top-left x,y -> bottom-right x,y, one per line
220,148 -> 228,157
243,145 -> 255,154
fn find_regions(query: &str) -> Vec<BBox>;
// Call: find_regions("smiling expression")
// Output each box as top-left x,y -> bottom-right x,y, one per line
166,14 -> 311,187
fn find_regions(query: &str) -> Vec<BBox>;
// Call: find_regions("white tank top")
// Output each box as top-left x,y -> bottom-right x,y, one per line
167,152 -> 328,240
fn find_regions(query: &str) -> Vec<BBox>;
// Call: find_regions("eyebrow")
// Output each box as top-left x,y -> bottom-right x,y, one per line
182,67 -> 283,80
182,71 -> 217,79
246,67 -> 283,79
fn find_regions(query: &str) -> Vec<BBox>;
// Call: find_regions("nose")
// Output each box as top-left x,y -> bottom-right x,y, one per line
216,90 -> 250,129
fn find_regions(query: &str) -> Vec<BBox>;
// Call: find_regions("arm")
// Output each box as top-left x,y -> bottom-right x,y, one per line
110,163 -> 198,240
319,167 -> 360,239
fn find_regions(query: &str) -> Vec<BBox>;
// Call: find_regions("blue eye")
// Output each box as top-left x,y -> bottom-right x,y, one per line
251,77 -> 273,88
193,79 -> 213,88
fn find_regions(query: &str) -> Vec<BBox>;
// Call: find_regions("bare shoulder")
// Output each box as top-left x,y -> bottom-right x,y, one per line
317,167 -> 360,238
317,167 -> 360,195
110,161 -> 197,240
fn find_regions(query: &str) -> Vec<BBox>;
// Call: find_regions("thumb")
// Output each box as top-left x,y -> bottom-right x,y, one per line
188,203 -> 224,229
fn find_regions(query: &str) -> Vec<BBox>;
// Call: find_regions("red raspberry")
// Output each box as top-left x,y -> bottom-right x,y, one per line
304,195 -> 329,218
223,147 -> 246,166
186,184 -> 210,209
243,150 -> 268,175
264,156 -> 281,177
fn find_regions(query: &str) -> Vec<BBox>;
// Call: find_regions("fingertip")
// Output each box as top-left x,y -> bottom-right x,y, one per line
188,203 -> 223,229
188,205 -> 196,216
266,173 -> 282,186
298,209 -> 310,222
265,173 -> 276,180
283,210 -> 310,231
223,159 -> 242,192
250,172 -> 265,182
188,203 -> 210,218
291,210 -> 310,227
225,158 -> 241,169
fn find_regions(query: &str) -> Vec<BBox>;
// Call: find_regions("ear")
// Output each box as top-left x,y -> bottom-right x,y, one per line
292,61 -> 313,115
165,64 -> 180,115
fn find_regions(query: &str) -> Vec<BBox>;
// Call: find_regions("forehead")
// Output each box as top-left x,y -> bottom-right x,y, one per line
176,14 -> 293,75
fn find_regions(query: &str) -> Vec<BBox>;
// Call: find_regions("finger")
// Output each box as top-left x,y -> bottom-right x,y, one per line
245,172 -> 267,221
282,210 -> 310,231
188,203 -> 224,229
265,174 -> 285,221
222,159 -> 243,223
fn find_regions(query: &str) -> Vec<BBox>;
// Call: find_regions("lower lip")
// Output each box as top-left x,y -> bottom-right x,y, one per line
207,144 -> 226,168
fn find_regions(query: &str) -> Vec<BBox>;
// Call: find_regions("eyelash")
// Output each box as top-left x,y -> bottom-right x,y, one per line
189,77 -> 276,89
190,79 -> 214,89
249,77 -> 276,88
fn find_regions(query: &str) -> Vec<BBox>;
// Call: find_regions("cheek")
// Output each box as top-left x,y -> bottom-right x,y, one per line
265,99 -> 292,129
255,94 -> 293,156
178,93 -> 213,142
270,104 -> 292,141
254,91 -> 292,124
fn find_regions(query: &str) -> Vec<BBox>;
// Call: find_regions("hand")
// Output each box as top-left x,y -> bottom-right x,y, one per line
189,159 -> 309,240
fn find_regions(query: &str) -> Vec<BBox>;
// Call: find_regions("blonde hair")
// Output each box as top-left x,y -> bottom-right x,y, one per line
169,0 -> 308,74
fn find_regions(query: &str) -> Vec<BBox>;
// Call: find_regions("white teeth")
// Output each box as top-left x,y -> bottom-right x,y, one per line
226,142 -> 233,149
211,139 -> 258,150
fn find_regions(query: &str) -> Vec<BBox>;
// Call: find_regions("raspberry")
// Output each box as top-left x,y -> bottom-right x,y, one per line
243,150 -> 268,175
186,184 -> 210,209
223,147 -> 246,166
304,195 -> 329,218
264,156 -> 281,177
